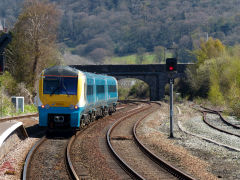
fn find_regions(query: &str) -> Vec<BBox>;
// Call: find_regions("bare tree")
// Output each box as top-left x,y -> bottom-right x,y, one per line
6,0 -> 61,93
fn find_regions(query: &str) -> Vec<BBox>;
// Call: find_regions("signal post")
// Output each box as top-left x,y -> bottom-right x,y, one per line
165,58 -> 177,138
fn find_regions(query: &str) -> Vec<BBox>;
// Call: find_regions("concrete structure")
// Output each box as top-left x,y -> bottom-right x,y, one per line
0,121 -> 28,159
71,64 -> 193,101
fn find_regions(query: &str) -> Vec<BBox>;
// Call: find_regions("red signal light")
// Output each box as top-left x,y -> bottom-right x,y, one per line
169,66 -> 174,71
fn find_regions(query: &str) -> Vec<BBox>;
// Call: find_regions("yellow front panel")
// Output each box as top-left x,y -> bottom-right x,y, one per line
39,71 -> 83,107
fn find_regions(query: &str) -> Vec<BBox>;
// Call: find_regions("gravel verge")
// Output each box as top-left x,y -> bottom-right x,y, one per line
137,103 -> 217,180
182,113 -> 240,150
136,101 -> 240,180
0,116 -> 42,180
0,137 -> 39,180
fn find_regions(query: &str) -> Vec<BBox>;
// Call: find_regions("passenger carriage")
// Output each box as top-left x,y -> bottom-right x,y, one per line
37,66 -> 118,129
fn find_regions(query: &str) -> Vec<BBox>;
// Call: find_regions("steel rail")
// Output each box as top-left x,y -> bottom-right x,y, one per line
22,135 -> 79,180
65,102 -> 132,180
0,113 -> 38,122
23,102 -> 128,180
66,135 -> 79,180
107,104 -> 152,179
133,110 -> 195,180
202,112 -> 240,138
22,136 -> 46,180
195,106 -> 240,129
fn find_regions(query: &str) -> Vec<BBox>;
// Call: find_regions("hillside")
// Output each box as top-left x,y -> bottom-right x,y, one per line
1,0 -> 240,62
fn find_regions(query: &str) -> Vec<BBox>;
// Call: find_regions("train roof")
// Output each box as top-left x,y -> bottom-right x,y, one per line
42,66 -> 117,81
43,66 -> 79,76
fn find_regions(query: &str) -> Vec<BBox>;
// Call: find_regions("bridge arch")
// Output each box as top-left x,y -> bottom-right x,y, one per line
118,78 -> 150,100
115,73 -> 167,101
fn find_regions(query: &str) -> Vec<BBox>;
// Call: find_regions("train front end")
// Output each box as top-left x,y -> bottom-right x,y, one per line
38,66 -> 84,129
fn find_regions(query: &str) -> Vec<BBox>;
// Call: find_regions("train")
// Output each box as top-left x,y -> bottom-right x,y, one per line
37,66 -> 118,129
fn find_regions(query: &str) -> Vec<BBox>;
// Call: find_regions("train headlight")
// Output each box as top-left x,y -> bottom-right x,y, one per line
41,105 -> 45,109
70,105 -> 78,110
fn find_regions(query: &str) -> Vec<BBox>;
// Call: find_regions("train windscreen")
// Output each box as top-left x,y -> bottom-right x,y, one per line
43,76 -> 78,95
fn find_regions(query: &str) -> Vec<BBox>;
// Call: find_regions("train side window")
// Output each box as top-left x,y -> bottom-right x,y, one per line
108,85 -> 116,92
87,85 -> 93,95
96,85 -> 105,94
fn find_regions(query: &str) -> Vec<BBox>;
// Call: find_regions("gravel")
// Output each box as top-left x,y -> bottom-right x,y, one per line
182,113 -> 240,150
136,102 -> 240,179
0,116 -> 41,180
0,137 -> 38,180
224,115 -> 240,127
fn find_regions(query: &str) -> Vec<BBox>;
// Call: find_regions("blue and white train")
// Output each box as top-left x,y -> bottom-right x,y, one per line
37,66 -> 118,129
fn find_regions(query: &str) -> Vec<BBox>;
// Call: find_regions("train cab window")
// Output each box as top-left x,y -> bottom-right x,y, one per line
96,85 -> 105,94
87,85 -> 93,95
43,76 -> 78,95
108,85 -> 116,92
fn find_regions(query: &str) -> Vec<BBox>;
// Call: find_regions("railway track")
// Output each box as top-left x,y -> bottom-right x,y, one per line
107,103 -> 194,180
22,133 -> 77,180
0,113 -> 38,122
69,101 -> 148,179
198,106 -> 240,138
23,102 -> 139,180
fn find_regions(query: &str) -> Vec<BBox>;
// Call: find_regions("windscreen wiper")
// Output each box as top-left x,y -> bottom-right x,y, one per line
62,83 -> 69,96
50,86 -> 61,96
50,78 -> 61,96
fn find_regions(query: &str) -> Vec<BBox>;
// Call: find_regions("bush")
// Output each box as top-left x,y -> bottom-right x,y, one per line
0,93 -> 15,117
0,71 -> 18,96
128,81 -> 149,99
118,88 -> 129,100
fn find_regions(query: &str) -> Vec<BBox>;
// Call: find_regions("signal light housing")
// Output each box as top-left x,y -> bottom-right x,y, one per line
166,58 -> 177,72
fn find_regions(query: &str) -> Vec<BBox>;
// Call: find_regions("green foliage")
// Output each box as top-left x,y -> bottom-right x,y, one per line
0,93 -> 15,117
128,81 -> 149,99
105,53 -> 158,64
208,82 -> 224,105
118,80 -> 149,100
3,0 -> 240,60
6,0 -> 61,94
182,38 -> 240,117
181,38 -> 226,99
154,46 -> 165,63
15,104 -> 37,115
194,38 -> 225,66
0,71 -> 18,95
118,88 -> 129,100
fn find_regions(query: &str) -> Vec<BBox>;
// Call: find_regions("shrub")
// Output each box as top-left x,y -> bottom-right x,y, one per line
128,81 -> 149,99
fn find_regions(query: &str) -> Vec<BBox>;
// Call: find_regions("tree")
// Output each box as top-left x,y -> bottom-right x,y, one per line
154,46 -> 164,63
136,47 -> 146,64
6,0 -> 61,94
194,37 -> 225,66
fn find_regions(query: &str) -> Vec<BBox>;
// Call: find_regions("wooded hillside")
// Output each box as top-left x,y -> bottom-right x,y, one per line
1,0 -> 240,62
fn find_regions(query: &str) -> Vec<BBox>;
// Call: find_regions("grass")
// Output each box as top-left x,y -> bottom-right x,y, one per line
0,104 -> 38,118
104,53 -> 165,64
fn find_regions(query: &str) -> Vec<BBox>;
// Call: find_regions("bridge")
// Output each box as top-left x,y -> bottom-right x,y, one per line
71,64 -> 192,101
